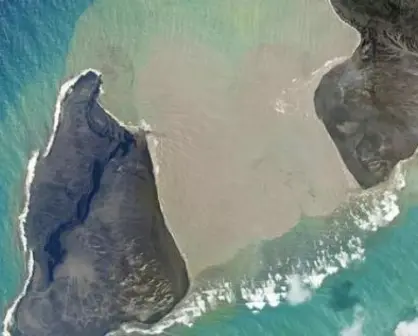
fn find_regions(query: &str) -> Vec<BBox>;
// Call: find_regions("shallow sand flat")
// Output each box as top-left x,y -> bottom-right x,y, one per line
64,0 -> 359,277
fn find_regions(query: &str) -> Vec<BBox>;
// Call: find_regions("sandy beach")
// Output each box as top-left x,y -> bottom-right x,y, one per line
65,0 -> 360,277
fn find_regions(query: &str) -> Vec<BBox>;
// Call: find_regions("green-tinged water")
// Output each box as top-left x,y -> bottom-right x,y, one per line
0,0 -> 94,318
2,0 -> 418,335
65,0 -> 357,122
165,164 -> 418,336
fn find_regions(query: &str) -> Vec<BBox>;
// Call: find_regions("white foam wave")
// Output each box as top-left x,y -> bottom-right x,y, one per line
274,56 -> 348,117
311,56 -> 348,77
395,318 -> 418,336
139,119 -> 152,133
158,170 -> 402,329
139,119 -> 160,177
2,151 -> 39,335
2,252 -> 34,336
43,68 -> 102,158
285,274 -> 312,305
106,282 -> 236,335
392,162 -> 407,191
340,306 -> 364,336
351,190 -> 400,232
110,163 -> 404,334
112,54 -> 406,333
17,151 -> 39,253
239,235 -> 365,315
241,275 -> 280,310
350,163 -> 405,232
108,216 -> 384,334
107,231 -> 367,335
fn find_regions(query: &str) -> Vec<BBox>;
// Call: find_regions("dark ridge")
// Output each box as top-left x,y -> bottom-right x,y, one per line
10,70 -> 189,336
315,0 -> 418,188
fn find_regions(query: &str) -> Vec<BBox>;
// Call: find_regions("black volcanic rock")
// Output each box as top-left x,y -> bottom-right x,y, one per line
11,70 -> 189,336
315,0 -> 418,188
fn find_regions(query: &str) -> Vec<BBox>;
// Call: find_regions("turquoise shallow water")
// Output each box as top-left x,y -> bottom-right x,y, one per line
169,199 -> 418,335
2,1 -> 418,336
0,0 -> 93,319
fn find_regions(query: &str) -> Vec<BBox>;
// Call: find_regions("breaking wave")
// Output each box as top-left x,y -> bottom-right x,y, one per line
340,306 -> 365,336
106,141 -> 406,336
2,151 -> 39,335
103,53 -> 409,335
9,58 -> 407,336
395,318 -> 418,336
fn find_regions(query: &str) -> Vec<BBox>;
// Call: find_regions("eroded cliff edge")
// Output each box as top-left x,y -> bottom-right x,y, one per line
11,70 -> 189,336
315,0 -> 418,188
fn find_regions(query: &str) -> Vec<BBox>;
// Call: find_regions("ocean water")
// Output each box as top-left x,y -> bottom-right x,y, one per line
0,0 -> 93,321
2,1 -> 418,336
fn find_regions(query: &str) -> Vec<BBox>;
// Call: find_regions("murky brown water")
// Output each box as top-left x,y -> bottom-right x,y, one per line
65,0 -> 359,277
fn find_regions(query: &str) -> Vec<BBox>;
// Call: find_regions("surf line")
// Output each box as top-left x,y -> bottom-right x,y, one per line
2,151 -> 39,335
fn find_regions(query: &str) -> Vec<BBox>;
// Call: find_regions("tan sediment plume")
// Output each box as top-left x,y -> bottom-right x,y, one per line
135,39 -> 359,278
65,0 -> 359,278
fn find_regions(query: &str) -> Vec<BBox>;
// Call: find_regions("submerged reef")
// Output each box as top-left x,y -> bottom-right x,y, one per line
10,70 -> 189,336
315,0 -> 418,188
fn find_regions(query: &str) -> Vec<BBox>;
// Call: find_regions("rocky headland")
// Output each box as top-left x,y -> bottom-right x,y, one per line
9,70 -> 189,336
315,0 -> 418,188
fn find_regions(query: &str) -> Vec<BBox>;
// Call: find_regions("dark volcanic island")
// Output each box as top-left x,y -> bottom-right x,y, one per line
315,0 -> 418,188
10,70 -> 189,336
